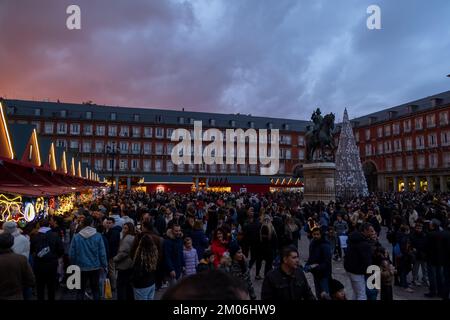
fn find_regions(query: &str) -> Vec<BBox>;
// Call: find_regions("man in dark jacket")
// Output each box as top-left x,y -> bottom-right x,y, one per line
410,222 -> 428,286
0,233 -> 35,300
305,227 -> 332,298
104,217 -> 122,291
344,223 -> 374,300
164,224 -> 185,286
261,245 -> 315,300
30,219 -> 64,300
424,219 -> 447,298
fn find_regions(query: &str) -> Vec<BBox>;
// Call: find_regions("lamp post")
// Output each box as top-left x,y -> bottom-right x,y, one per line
106,141 -> 119,193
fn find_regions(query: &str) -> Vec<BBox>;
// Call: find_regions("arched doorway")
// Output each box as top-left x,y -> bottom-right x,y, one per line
363,161 -> 378,192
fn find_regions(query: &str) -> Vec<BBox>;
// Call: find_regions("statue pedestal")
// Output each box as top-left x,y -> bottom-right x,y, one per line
303,162 -> 336,203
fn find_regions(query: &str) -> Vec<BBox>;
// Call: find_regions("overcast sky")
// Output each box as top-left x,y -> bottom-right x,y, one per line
1,0 -> 449,122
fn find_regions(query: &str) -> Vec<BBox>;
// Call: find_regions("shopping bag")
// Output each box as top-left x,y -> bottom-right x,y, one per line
104,278 -> 112,299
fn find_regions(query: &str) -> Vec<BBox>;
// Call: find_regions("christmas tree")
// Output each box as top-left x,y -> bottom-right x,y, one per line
335,108 -> 369,198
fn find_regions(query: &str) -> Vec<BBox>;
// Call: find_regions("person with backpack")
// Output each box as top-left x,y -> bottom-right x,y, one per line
30,219 -> 64,300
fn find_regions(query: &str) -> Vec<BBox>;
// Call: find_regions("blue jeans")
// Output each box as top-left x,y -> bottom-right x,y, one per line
134,284 -> 155,300
313,276 -> 330,298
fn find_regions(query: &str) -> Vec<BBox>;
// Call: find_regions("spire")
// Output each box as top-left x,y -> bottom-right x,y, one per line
343,108 -> 349,122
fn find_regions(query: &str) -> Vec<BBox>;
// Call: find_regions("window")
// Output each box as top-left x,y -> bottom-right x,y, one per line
166,160 -> 174,173
107,159 -> 114,171
133,114 -> 140,122
189,163 -> 195,172
155,115 -> 163,123
108,125 -> 117,136
178,117 -> 184,124
417,155 -> 425,169
429,153 -> 438,169
428,134 -> 437,147
383,141 -> 391,153
377,143 -> 383,155
354,131 -> 359,142
394,139 -> 402,152
279,163 -> 285,174
95,159 -> 103,170
34,108 -> 41,116
298,136 -> 305,146
120,126 -> 129,137
84,124 -> 93,135
444,152 -> 450,168
210,164 -> 217,173
384,125 -> 391,136
209,119 -> 215,126
120,142 -> 128,153
70,123 -> 80,135
44,122 -> 54,134
155,160 -> 162,171
285,149 -> 291,159
267,122 -> 273,129
365,144 -> 372,156
440,112 -> 449,126
385,158 -> 392,171
82,142 -> 91,153
132,126 -> 140,137
250,164 -> 257,174
156,127 -> 164,138
298,149 -> 305,160
70,140 -> 79,149
365,129 -> 370,140
56,139 -> 66,148
395,157 -> 402,170
156,143 -> 163,155
249,121 -> 255,129
119,159 -> 127,170
189,118 -> 195,125
177,164 -> 185,173
60,110 -> 67,118
406,156 -> 414,170
86,111 -> 92,120
404,119 -> 411,132
220,164 -> 227,173
415,117 -> 423,130
230,120 -> 236,127
166,143 -> 174,155
31,121 -> 41,133
143,143 -> 151,155
132,143 -> 140,154
377,127 -> 383,138
441,131 -> 450,146
57,123 -> 67,134
143,160 -> 151,171
230,164 -> 237,173
416,136 -> 424,149
426,114 -> 436,128
131,159 -> 139,171
144,127 -> 152,137
166,128 -> 174,139
96,125 -> 105,136
405,138 -> 413,151
283,124 -> 290,130
393,123 -> 400,135
110,113 -> 116,121
95,141 -> 104,153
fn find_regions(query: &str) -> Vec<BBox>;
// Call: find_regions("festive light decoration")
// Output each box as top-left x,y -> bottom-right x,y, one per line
0,194 -> 23,222
24,202 -> 36,222
54,194 -> 75,215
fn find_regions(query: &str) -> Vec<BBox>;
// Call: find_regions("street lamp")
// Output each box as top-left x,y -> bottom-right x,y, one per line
106,141 -> 119,193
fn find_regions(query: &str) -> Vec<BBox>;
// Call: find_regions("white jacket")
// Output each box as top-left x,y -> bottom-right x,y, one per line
11,230 -> 30,259
409,210 -> 419,228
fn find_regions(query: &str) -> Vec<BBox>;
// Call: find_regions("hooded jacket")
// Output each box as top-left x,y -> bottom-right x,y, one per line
343,231 -> 372,275
8,230 -> 30,259
30,227 -> 64,270
69,226 -> 107,271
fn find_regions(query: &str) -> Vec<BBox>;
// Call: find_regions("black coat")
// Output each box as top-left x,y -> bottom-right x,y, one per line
344,231 -> 372,275
30,230 -> 64,271
261,267 -> 316,300
105,226 -> 122,258
307,239 -> 332,278
425,230 -> 449,266
410,231 -> 427,261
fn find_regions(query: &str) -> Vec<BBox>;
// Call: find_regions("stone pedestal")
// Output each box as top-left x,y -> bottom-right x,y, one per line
303,162 -> 336,203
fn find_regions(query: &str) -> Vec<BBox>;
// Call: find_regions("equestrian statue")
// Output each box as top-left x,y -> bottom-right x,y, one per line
305,108 -> 336,162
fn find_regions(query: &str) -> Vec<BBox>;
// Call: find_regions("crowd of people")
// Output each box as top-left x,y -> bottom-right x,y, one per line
0,189 -> 449,300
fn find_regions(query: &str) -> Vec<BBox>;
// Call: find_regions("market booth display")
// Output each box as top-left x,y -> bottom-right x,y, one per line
0,100 -> 103,225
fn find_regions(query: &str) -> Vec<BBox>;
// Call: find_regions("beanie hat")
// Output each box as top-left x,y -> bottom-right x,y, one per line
2,221 -> 18,234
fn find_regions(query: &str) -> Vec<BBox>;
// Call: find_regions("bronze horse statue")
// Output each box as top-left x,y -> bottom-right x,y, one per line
305,113 -> 336,162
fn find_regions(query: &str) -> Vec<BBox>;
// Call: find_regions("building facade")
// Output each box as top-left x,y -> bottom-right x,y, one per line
3,89 -> 450,193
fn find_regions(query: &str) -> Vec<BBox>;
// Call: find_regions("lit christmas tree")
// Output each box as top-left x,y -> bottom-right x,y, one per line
335,108 -> 369,198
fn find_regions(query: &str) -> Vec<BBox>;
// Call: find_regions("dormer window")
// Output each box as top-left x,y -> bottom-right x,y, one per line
369,116 -> 377,125
155,115 -> 163,123
110,113 -> 117,121
431,98 -> 443,108
267,122 -> 273,129
230,120 -> 236,127
249,121 -> 255,128
189,118 -> 195,125
86,111 -> 92,119
407,105 -> 418,113
283,123 -> 289,130
178,117 -> 184,124
60,110 -> 67,118
209,119 -> 216,126
34,108 -> 41,116
133,114 -> 140,122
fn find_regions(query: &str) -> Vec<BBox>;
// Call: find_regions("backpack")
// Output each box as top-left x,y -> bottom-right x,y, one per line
35,232 -> 51,260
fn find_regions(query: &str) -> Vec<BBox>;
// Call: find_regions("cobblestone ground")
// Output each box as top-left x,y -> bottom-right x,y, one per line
56,227 -> 439,300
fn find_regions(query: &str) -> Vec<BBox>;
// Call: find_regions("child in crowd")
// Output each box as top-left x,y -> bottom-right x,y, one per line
183,237 -> 199,277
